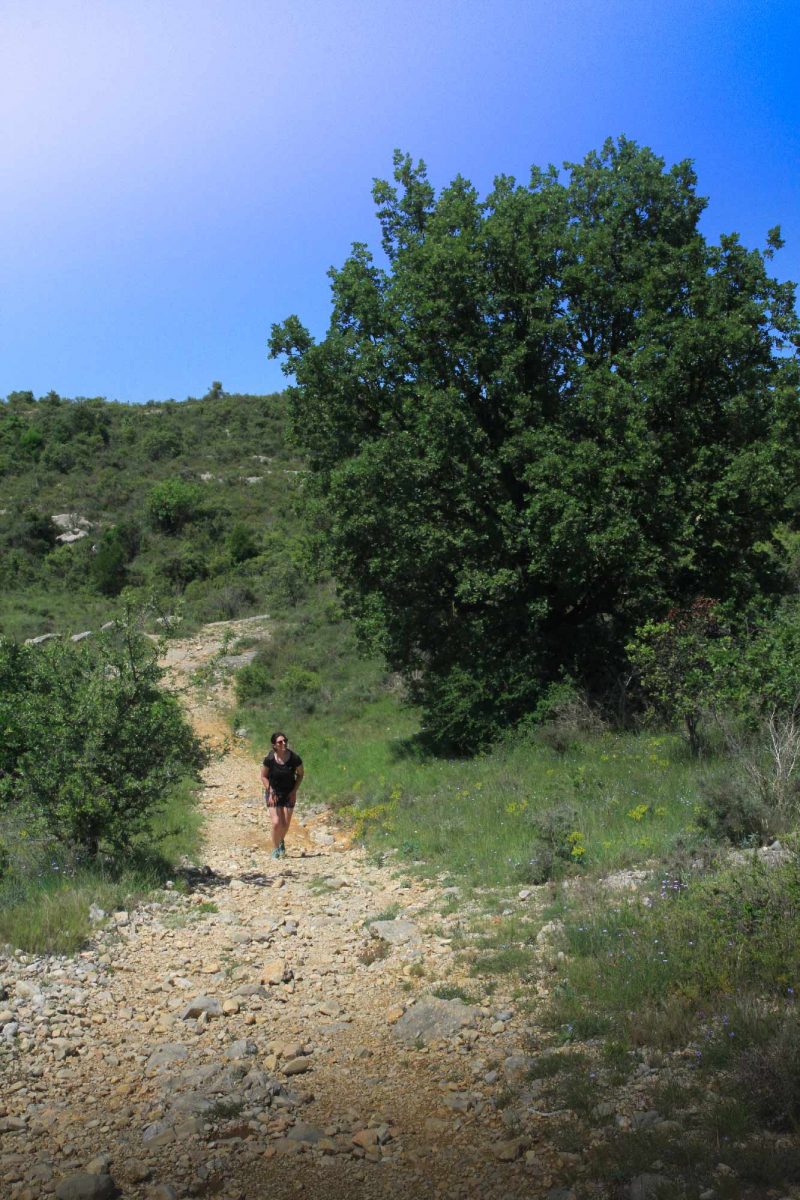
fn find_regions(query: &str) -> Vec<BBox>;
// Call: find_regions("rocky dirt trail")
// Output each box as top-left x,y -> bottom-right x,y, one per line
0,619 -> 568,1200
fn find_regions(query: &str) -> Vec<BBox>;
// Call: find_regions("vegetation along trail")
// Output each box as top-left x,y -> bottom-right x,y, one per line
0,620 -> 568,1200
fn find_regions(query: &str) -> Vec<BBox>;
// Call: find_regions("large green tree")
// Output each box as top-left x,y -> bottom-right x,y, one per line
269,139 -> 800,748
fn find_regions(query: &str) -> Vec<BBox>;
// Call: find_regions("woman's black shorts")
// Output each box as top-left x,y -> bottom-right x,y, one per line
265,789 -> 295,809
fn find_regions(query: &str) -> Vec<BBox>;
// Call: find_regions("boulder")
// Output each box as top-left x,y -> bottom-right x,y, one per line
54,1174 -> 116,1200
369,919 -> 420,945
392,997 -> 477,1045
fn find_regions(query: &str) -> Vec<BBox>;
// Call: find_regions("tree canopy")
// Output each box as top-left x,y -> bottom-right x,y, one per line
269,138 -> 800,749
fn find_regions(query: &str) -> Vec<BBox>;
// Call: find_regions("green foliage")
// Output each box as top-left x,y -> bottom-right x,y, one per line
696,771 -> 772,844
2,509 -> 59,557
628,598 -> 726,754
19,426 -> 44,458
270,138 -> 800,748
0,621 -> 205,858
234,657 -> 274,702
90,522 -> 141,596
715,598 -> 800,721
0,775 -> 203,953
226,521 -> 259,564
146,478 -> 205,534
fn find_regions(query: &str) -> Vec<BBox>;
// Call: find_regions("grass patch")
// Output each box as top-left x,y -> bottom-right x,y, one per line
207,1099 -> 246,1121
357,939 -> 390,965
364,903 -> 402,925
548,853 -> 800,1048
430,983 -> 476,1003
0,775 -> 202,954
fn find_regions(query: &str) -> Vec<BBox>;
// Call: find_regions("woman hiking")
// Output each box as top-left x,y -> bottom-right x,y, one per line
260,731 -> 304,859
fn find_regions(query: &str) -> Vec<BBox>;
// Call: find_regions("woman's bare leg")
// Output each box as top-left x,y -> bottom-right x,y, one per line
269,805 -> 285,850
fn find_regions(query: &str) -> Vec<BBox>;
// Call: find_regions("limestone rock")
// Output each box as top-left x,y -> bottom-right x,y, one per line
145,1043 -> 189,1073
180,995 -> 222,1020
287,1122 -> 326,1144
629,1174 -> 671,1200
392,997 -> 477,1045
55,1174 -> 116,1200
260,959 -> 291,986
369,919 -> 420,945
493,1137 -> 529,1162
283,1056 -> 312,1075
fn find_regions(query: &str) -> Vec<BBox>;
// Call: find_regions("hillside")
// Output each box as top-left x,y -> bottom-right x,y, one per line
0,387 -> 306,641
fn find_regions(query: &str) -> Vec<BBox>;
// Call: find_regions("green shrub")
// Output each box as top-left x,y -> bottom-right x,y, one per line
194,581 -> 258,621
91,532 -> 126,595
162,546 -> 210,588
227,522 -> 259,564
146,478 -> 205,534
714,598 -> 800,721
235,658 -> 274,703
0,621 -> 206,858
528,803 -> 581,861
142,426 -> 182,461
19,426 -> 45,458
628,599 -> 726,755
733,1013 -> 800,1130
697,772 -> 772,844
3,509 -> 59,556
276,666 -> 323,714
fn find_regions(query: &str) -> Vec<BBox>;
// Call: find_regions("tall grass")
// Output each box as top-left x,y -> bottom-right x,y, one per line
548,850 -> 800,1042
241,701 -> 707,889
231,591 -> 728,895
0,776 -> 202,954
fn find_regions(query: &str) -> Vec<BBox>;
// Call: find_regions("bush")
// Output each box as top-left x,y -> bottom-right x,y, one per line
235,657 -> 274,703
628,599 -> 726,755
162,546 -> 210,588
697,772 -> 772,844
0,621 -> 206,858
733,1014 -> 800,1130
193,582 -> 258,622
90,521 -> 141,595
275,665 -> 323,714
3,509 -> 59,556
227,522 -> 259,564
533,680 -> 606,753
146,478 -> 205,534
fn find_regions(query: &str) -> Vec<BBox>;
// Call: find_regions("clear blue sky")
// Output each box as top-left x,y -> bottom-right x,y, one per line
1,0 -> 798,403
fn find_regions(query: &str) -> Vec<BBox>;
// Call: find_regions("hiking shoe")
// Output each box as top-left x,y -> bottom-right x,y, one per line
271,847 -> 282,860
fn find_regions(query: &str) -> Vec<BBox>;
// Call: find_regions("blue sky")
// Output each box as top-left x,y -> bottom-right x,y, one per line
1,0 -> 798,403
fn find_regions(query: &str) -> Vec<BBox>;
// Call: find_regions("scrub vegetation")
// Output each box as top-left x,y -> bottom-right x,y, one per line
0,385 -> 307,641
0,615 -> 205,952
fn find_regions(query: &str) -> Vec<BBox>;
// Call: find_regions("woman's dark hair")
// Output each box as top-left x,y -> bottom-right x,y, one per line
271,731 -> 288,746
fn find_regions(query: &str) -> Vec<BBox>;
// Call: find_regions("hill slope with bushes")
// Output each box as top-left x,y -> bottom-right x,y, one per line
0,385 -> 308,640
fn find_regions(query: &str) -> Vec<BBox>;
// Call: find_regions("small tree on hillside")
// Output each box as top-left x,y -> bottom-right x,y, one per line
0,621 -> 205,858
146,478 -> 204,534
627,598 -> 726,754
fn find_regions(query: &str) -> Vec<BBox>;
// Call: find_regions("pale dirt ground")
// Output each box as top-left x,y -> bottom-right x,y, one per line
1,619 -> 572,1200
